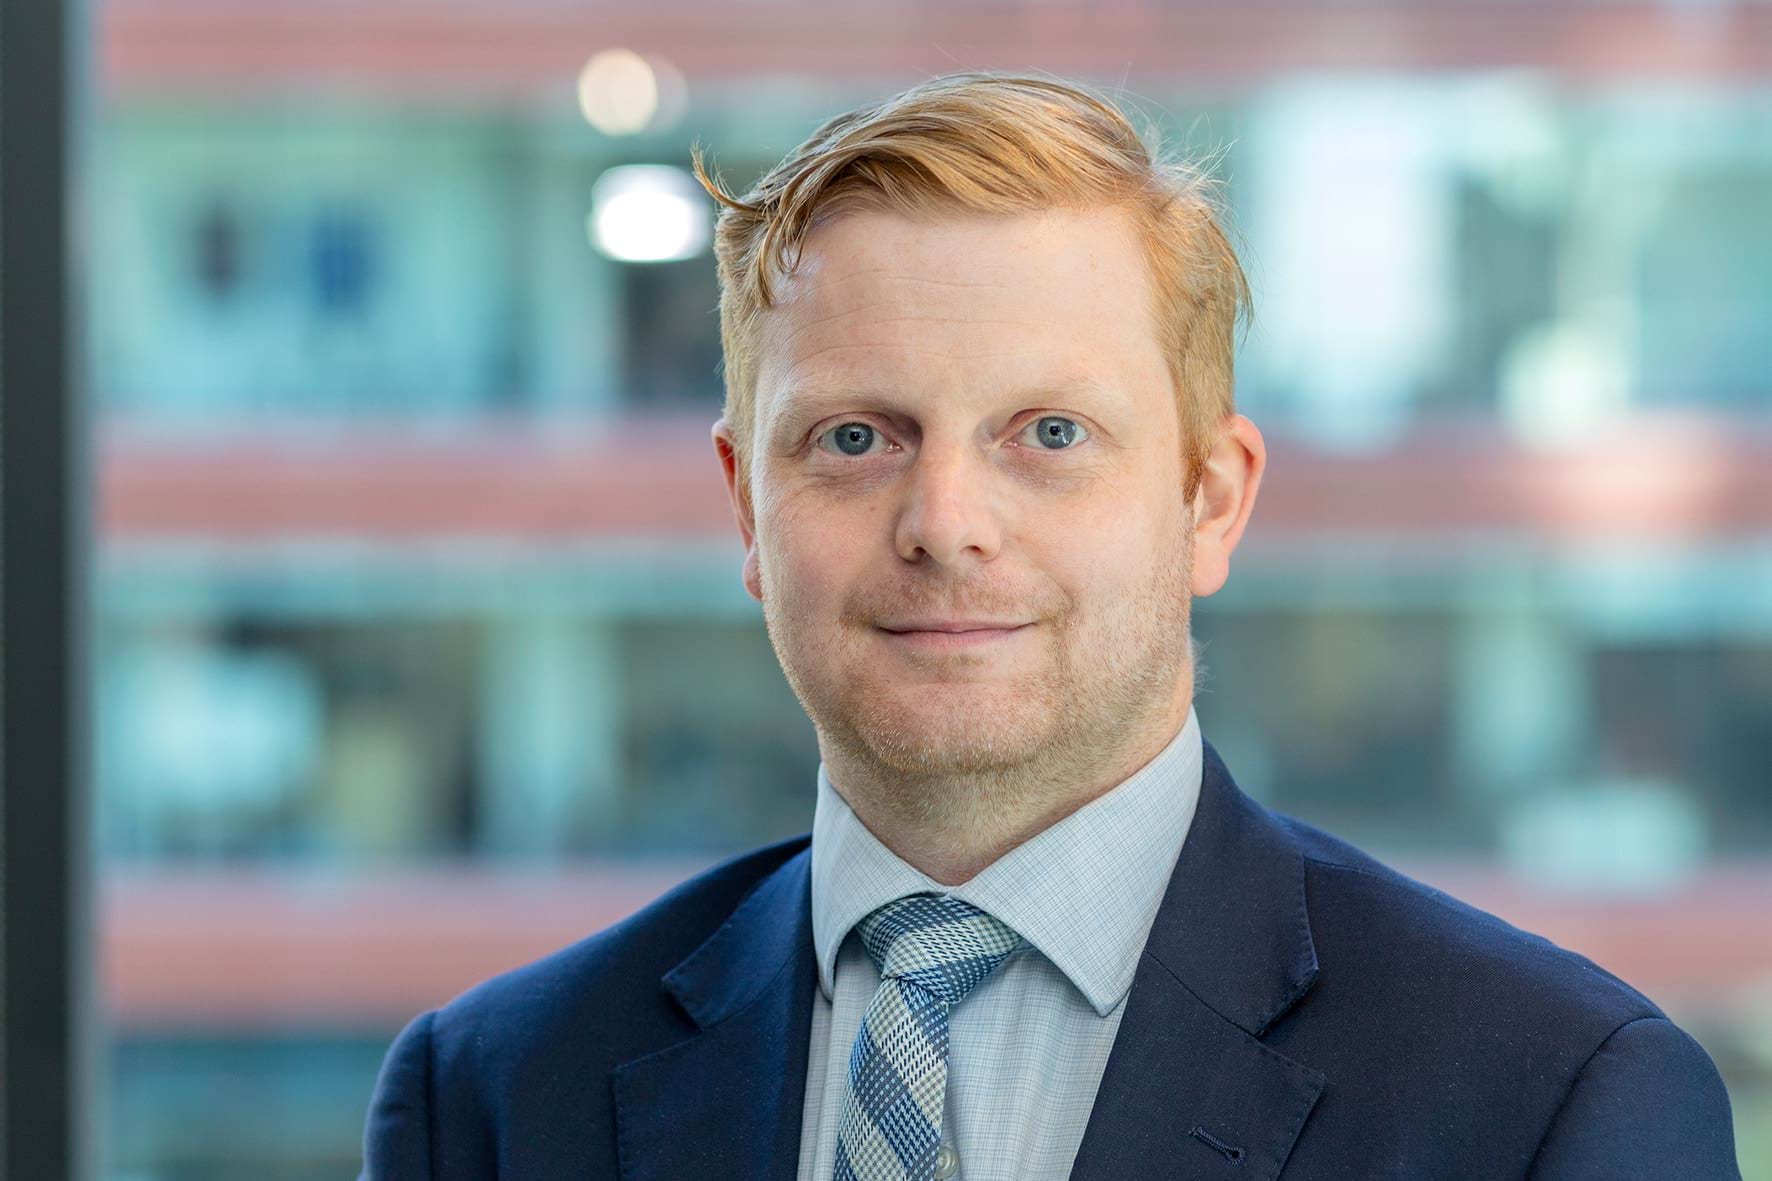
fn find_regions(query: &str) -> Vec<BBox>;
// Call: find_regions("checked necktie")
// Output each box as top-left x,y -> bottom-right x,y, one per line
833,893 -> 1023,1181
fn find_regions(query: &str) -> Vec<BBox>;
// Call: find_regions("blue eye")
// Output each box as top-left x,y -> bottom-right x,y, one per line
821,422 -> 879,456
1023,416 -> 1087,449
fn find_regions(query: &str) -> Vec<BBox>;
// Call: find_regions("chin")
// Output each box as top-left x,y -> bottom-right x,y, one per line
838,679 -> 1061,775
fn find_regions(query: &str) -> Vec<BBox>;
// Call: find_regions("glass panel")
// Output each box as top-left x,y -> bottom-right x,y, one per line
89,7 -> 1772,1176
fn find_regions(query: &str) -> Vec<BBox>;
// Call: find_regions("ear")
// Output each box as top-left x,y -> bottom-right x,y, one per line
712,418 -> 764,602
1188,413 -> 1266,599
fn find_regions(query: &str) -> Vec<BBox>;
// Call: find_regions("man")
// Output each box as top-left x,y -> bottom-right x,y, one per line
360,73 -> 1740,1179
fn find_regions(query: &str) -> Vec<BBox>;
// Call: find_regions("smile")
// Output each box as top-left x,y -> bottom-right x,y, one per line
875,623 -> 1034,652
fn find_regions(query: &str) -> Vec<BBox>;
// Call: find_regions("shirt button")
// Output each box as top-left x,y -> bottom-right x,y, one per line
934,1142 -> 959,1179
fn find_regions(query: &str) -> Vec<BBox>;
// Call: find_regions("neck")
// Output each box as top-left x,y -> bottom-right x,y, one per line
821,691 -> 1192,886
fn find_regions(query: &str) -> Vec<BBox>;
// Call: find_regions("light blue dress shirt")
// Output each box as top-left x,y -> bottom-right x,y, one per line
796,705 -> 1205,1181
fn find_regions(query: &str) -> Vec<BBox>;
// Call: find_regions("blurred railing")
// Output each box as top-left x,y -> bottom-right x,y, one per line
97,0 -> 1772,94
102,859 -> 1772,1029
98,412 -> 1772,545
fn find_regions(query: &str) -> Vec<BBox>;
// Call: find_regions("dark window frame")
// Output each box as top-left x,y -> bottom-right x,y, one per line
2,0 -> 96,1176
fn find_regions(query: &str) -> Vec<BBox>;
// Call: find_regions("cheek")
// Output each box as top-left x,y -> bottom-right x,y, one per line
758,494 -> 875,614
1029,492 -> 1147,576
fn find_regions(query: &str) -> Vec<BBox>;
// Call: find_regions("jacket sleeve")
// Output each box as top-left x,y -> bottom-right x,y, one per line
1527,1015 -> 1741,1180
359,1009 -> 439,1181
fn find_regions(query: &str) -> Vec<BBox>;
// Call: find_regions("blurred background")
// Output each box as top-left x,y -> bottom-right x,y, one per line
65,0 -> 1772,1176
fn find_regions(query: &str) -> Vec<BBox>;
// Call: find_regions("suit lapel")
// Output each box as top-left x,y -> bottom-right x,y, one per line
611,740 -> 1326,1181
1070,740 -> 1328,1181
613,845 -> 816,1181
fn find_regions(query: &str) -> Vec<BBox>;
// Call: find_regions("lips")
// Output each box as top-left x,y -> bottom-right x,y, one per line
877,620 -> 1031,633
875,621 -> 1034,651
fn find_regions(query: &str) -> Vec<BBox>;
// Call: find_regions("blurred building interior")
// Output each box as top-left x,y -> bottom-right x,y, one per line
83,0 -> 1772,1177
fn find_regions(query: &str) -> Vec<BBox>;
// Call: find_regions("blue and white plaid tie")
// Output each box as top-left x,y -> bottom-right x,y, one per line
833,893 -> 1023,1181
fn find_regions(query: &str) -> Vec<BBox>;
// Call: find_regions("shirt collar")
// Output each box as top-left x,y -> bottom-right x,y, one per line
809,705 -> 1204,1017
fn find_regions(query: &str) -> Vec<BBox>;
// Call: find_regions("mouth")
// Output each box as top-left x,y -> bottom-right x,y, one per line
875,622 -> 1034,652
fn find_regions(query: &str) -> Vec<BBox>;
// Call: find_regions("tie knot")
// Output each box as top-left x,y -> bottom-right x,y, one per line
855,894 -> 1022,1008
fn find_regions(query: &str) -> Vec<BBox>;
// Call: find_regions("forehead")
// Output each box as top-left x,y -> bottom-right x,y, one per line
753,206 -> 1168,403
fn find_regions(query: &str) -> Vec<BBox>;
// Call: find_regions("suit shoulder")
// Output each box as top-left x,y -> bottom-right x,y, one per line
427,832 -> 811,1066
1255,812 -> 1738,1174
1281,814 -> 1666,1032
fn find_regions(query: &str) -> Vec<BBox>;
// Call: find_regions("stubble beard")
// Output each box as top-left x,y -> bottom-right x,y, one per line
760,523 -> 1196,845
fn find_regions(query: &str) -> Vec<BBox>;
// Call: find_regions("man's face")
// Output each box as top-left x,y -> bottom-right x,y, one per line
720,206 -> 1206,794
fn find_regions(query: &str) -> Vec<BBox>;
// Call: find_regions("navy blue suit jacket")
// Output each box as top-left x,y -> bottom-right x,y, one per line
360,740 -> 1741,1179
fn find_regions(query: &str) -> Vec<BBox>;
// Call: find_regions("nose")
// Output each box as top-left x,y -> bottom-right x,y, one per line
893,441 -> 1004,568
